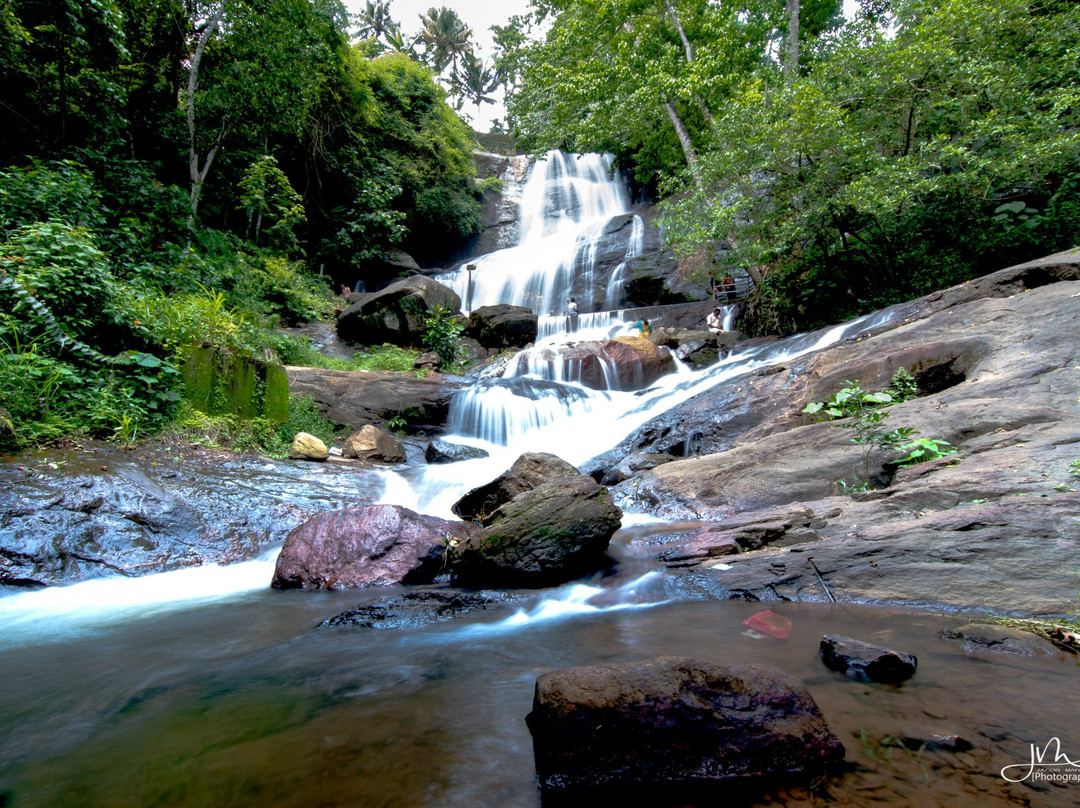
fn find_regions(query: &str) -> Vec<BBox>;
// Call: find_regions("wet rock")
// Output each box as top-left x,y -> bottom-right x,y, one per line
288,432 -> 328,462
656,528 -> 739,567
598,451 -> 678,485
449,460 -> 622,587
425,440 -> 489,464
465,304 -> 538,350
1,448 -> 381,589
512,337 -> 675,392
319,589 -> 524,630
341,425 -> 406,463
819,634 -> 918,683
337,275 -> 461,347
271,504 -> 476,590
526,657 -> 845,800
940,622 -> 1062,657
285,366 -> 464,433
452,452 -> 580,521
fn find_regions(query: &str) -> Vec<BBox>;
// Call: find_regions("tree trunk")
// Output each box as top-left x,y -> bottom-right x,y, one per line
665,100 -> 701,184
784,0 -> 799,82
664,0 -> 714,125
186,3 -> 228,234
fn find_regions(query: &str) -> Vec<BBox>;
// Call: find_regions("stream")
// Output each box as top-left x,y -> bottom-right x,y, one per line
1,151 -> 1077,807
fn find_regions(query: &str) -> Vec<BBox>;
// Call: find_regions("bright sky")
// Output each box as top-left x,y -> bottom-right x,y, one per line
344,0 -> 534,131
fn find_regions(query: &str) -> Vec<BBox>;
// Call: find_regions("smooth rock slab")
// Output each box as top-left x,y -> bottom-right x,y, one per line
819,634 -> 918,683
526,657 -> 844,799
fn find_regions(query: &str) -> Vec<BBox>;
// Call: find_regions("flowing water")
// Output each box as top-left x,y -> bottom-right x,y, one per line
2,152 -> 1078,807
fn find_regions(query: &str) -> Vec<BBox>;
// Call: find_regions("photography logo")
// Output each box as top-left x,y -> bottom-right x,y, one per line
1001,738 -> 1080,784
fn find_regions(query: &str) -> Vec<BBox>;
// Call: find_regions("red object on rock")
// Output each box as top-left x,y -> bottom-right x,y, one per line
743,610 -> 792,640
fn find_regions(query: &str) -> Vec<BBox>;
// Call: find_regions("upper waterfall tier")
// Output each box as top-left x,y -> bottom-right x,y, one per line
438,151 -> 641,316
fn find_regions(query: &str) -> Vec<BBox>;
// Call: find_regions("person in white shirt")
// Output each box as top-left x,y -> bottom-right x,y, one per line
706,307 -> 723,334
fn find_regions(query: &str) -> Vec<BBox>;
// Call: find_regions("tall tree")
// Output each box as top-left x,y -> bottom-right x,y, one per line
418,6 -> 471,91
355,0 -> 393,42
459,50 -> 499,119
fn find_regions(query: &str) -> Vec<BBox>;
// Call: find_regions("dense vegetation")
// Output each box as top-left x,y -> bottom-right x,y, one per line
0,0 -> 497,450
503,0 -> 1080,333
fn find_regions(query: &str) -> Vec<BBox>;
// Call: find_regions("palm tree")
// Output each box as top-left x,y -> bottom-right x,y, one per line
384,24 -> 420,59
460,50 -> 500,119
418,6 -> 471,82
355,0 -> 393,43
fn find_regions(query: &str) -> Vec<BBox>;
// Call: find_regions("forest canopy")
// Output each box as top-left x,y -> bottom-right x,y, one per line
503,0 -> 1080,332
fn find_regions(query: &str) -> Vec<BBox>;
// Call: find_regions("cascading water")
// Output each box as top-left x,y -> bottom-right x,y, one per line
4,154 -> 1076,808
437,151 -> 633,316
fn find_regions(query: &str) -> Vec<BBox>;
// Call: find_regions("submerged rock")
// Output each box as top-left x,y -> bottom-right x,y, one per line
819,634 -> 918,683
319,589 -> 524,630
940,622 -> 1062,657
271,504 -> 476,590
526,657 -> 845,799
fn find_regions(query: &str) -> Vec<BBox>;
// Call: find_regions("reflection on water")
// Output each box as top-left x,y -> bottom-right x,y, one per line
1,574 -> 1076,808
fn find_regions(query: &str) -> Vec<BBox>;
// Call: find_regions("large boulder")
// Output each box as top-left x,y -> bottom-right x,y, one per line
271,504 -> 476,590
285,366 -> 465,433
341,424 -> 406,463
510,337 -> 675,391
337,275 -> 461,347
450,453 -> 622,588
452,452 -> 580,520
526,657 -> 845,799
464,304 -> 538,350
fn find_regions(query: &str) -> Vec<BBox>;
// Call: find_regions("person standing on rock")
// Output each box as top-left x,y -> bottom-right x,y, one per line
567,297 -> 579,316
635,318 -> 653,338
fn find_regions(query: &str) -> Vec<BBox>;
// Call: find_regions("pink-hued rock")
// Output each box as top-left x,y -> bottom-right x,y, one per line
271,504 -> 475,590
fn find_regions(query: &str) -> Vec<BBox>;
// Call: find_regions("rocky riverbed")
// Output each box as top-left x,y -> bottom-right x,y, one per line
2,249 -> 1078,624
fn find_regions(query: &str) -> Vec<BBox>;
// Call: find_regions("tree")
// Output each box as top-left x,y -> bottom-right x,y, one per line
418,6 -> 471,95
509,0 -> 769,187
459,50 -> 499,119
355,0 -> 393,42
182,0 -> 338,232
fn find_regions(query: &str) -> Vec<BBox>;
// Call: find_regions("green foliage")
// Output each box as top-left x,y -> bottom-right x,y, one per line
237,155 -> 307,252
1,219 -> 115,342
803,371 -> 954,488
422,304 -> 464,368
894,438 -> 957,467
888,368 -> 918,403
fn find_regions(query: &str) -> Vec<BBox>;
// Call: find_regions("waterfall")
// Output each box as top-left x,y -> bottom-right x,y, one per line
437,151 -> 631,316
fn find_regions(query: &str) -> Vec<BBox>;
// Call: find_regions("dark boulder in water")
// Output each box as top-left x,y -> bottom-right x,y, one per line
450,453 -> 622,589
526,656 -> 845,800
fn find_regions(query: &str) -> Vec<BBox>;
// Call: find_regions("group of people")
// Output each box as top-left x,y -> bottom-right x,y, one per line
709,274 -> 738,302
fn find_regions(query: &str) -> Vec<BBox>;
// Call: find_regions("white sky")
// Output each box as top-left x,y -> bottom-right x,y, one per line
344,0 -> 534,130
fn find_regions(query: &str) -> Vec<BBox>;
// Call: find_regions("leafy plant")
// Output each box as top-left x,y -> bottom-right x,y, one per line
804,371 -> 955,489
422,304 -> 464,368
894,437 -> 957,467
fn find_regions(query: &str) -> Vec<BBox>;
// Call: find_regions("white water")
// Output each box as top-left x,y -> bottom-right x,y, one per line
0,151 -> 903,643
437,151 -> 631,316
